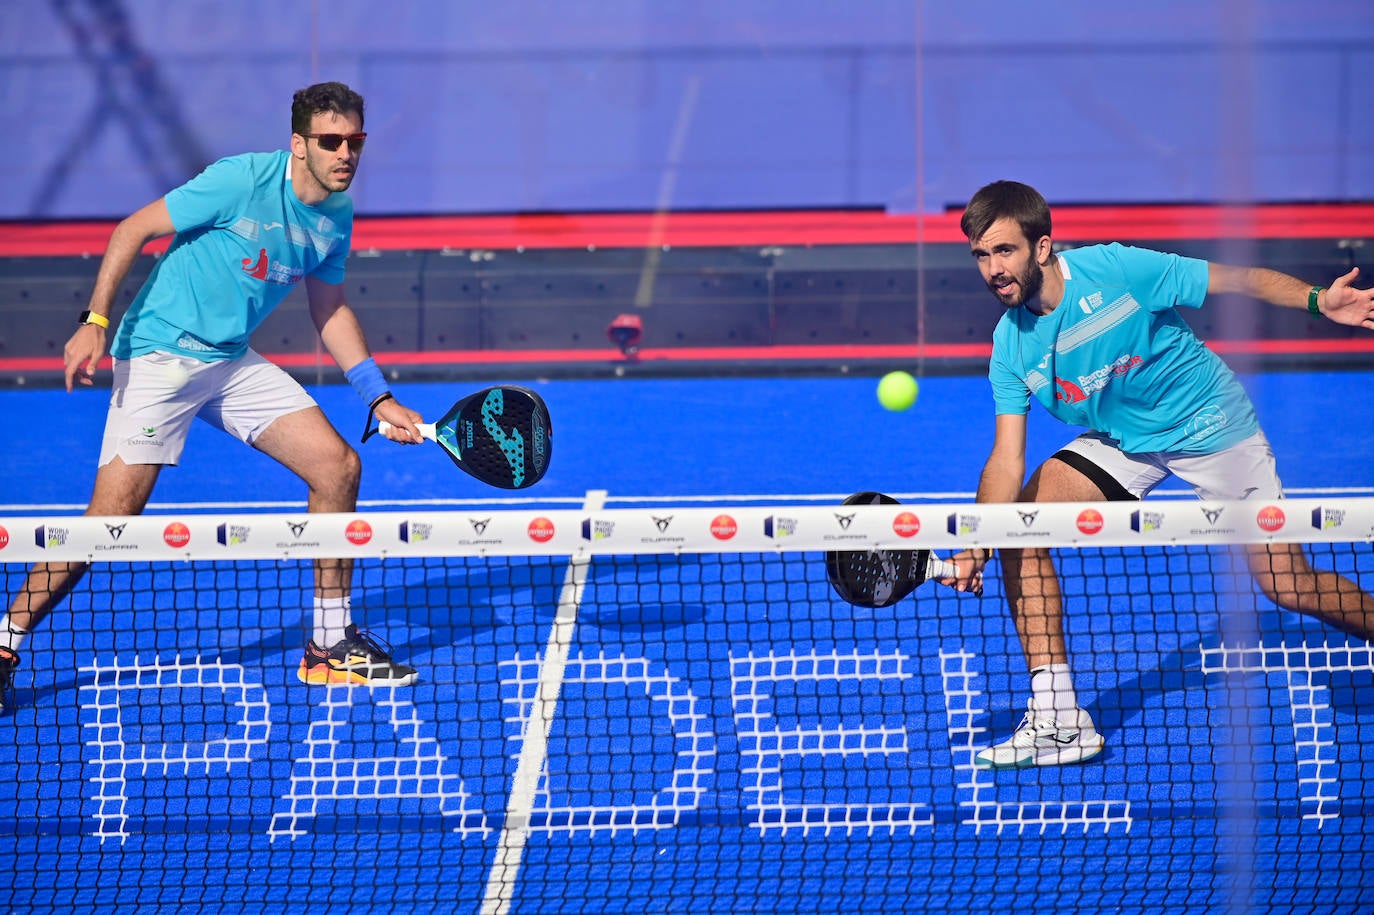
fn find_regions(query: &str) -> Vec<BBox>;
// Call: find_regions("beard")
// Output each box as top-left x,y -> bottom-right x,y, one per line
306,156 -> 356,194
989,257 -> 1044,309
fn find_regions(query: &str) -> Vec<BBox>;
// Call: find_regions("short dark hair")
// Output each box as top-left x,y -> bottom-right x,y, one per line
960,180 -> 1052,245
291,81 -> 365,136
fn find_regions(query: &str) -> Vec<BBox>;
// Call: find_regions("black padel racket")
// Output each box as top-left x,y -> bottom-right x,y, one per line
825,491 -> 956,608
370,385 -> 552,489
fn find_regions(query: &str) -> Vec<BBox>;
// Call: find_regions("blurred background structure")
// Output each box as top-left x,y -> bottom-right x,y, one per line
3,0 -> 1373,218
2,1 -> 1373,383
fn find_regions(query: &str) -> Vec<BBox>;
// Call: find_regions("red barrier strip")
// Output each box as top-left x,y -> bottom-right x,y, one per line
5,338 -> 1373,376
1,204 -> 1371,257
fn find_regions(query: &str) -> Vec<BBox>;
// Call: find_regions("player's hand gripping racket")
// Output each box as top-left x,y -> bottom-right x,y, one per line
366,385 -> 552,490
825,492 -> 957,608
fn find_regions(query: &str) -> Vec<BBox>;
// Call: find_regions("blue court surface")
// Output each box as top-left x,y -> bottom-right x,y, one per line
1,370 -> 1372,913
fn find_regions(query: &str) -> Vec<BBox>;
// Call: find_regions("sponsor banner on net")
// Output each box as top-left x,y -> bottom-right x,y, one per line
1,500 -> 1371,561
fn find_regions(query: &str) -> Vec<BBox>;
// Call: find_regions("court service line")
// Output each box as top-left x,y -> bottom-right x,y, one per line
480,488 -> 606,915
7,486 -> 1374,516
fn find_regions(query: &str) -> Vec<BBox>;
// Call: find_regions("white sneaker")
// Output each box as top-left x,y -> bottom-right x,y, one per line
974,698 -> 1105,769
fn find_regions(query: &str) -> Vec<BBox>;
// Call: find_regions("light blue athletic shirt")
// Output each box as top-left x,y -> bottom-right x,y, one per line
111,150 -> 352,361
988,243 -> 1259,455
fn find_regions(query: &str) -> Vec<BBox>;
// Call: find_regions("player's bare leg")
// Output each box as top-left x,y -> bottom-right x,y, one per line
977,457 -> 1108,768
6,458 -> 162,632
0,458 -> 161,710
251,405 -> 360,598
252,406 -> 415,686
1246,542 -> 1374,641
1003,458 -> 1110,669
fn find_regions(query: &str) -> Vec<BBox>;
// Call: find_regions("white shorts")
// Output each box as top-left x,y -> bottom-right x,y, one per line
99,349 -> 318,466
1053,430 -> 1284,502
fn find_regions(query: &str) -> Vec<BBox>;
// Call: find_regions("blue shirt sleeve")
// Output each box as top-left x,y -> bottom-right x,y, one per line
1107,243 -> 1210,312
989,316 -> 1031,416
164,156 -> 255,234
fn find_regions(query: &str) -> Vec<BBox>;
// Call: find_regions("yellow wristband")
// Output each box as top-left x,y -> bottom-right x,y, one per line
78,310 -> 110,329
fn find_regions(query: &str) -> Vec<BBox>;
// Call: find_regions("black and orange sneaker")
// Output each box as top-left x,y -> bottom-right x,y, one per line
297,624 -> 417,687
0,647 -> 19,712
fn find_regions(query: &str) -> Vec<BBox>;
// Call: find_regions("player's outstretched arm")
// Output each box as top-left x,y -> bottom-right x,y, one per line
64,199 -> 175,391
1208,263 -> 1374,329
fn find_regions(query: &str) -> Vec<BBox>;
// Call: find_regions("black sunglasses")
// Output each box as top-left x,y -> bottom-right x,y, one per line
301,132 -> 367,152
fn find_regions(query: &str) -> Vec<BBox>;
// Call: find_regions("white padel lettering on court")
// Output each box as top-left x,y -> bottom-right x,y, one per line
80,656 -> 271,844
731,649 -> 932,835
939,647 -> 1133,835
1200,640 -> 1374,827
268,683 -> 488,842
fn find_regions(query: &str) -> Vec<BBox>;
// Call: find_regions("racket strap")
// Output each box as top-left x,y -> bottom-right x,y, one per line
925,553 -> 959,580
360,393 -> 395,443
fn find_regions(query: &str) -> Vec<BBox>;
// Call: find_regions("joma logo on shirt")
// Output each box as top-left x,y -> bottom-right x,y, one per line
1055,353 -> 1143,404
241,248 -> 304,285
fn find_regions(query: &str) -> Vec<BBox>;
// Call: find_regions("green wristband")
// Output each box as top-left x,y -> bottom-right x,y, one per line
1308,286 -> 1324,317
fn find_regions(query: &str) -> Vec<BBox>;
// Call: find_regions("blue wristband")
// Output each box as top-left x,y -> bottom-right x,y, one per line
344,357 -> 389,405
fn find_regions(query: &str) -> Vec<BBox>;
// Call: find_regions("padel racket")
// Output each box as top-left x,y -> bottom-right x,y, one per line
368,385 -> 552,490
825,491 -> 957,608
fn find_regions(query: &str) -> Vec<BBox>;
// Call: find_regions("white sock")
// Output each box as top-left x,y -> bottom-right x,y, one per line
313,596 -> 352,648
1030,663 -> 1079,717
0,618 -> 28,654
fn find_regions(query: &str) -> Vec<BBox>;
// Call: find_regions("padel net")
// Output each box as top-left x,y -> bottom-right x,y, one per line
1,497 -> 1371,913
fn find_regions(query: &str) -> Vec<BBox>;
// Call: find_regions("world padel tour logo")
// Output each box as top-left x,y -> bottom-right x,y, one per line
35,525 -> 69,549
1076,509 -> 1104,535
1311,507 -> 1346,531
163,522 -> 191,549
582,518 -> 614,542
1255,505 -> 1285,533
764,516 -> 798,539
1131,509 -> 1164,534
893,512 -> 920,538
217,523 -> 250,547
528,517 -> 556,543
399,521 -> 432,544
947,513 -> 980,537
345,519 -> 373,545
710,514 -> 738,541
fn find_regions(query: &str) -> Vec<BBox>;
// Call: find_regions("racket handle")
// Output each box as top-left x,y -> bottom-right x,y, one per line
925,553 -> 959,580
378,420 -> 436,442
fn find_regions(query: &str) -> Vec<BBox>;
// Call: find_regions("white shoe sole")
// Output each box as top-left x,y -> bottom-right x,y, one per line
975,735 -> 1105,769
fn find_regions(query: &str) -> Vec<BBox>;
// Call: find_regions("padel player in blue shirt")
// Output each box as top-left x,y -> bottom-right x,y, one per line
0,82 -> 426,707
945,180 -> 1374,768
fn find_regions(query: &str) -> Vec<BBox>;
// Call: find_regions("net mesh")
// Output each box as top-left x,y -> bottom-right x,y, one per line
1,500 -> 1372,913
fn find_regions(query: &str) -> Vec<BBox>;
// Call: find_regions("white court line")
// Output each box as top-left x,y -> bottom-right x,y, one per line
6,486 -> 1374,515
479,488 -> 605,915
